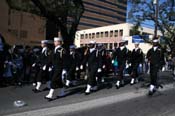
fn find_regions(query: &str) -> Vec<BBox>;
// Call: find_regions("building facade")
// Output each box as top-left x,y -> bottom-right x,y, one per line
0,0 -> 46,46
0,0 -> 127,45
75,23 -> 162,54
78,0 -> 127,30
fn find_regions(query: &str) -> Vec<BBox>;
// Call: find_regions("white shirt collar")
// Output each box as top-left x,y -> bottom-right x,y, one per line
90,48 -> 95,53
42,47 -> 47,53
120,46 -> 125,50
135,47 -> 139,51
153,46 -> 158,51
54,45 -> 61,53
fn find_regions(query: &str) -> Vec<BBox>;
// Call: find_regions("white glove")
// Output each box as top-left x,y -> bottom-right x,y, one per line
80,65 -> 83,70
43,65 -> 46,70
126,64 -> 129,69
32,63 -> 36,67
62,69 -> 67,80
48,67 -> 52,72
97,68 -> 102,73
8,61 -> 12,65
112,60 -> 114,64
162,66 -> 165,72
76,67 -> 79,71
139,64 -> 142,67
102,65 -> 106,69
62,69 -> 67,75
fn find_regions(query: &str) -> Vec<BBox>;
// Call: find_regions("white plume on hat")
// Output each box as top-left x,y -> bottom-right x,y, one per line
54,37 -> 63,41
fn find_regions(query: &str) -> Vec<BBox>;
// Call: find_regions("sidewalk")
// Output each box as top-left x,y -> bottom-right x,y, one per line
0,71 -> 174,116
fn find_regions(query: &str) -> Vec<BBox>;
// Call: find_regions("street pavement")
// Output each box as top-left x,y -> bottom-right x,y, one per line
0,71 -> 174,116
62,89 -> 175,116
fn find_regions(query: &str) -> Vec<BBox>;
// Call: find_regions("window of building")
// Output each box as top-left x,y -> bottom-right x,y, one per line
96,32 -> 100,38
142,32 -> 150,35
119,30 -> 123,36
89,33 -> 92,39
109,43 -> 113,49
110,30 -> 113,37
81,34 -> 84,39
114,43 -> 118,48
101,32 -> 104,38
104,43 -> 108,49
85,34 -> 88,39
92,33 -> 95,39
20,30 -> 28,38
105,31 -> 109,37
114,30 -> 118,37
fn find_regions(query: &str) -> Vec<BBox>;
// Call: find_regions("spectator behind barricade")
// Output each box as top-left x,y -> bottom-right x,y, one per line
23,46 -> 33,84
11,45 -> 24,86
0,34 -> 5,87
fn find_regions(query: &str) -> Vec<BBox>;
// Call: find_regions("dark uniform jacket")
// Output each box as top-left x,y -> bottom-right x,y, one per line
36,47 -> 51,69
147,47 -> 165,68
51,46 -> 67,71
130,48 -> 143,65
67,51 -> 81,70
113,47 -> 129,66
83,48 -> 103,70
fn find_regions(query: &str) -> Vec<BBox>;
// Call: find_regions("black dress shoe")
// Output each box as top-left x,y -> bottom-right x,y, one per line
44,96 -> 54,101
56,95 -> 66,99
85,92 -> 91,95
32,89 -> 41,93
65,85 -> 70,89
115,85 -> 120,89
148,89 -> 156,96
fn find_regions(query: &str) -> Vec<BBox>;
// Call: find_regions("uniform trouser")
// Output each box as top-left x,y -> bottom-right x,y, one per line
150,65 -> 159,86
87,66 -> 98,86
96,71 -> 103,83
76,70 -> 81,79
0,63 -> 4,85
50,69 -> 63,89
13,68 -> 23,84
117,64 -> 125,81
131,63 -> 139,78
67,66 -> 75,81
36,69 -> 48,82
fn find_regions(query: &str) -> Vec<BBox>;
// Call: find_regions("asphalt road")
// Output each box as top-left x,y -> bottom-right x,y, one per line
0,71 -> 174,116
61,89 -> 175,116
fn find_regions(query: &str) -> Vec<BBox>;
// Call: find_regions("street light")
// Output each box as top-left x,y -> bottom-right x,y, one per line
153,0 -> 159,38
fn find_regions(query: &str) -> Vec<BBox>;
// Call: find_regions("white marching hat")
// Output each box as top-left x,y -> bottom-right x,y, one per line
153,39 -> 159,43
69,45 -> 76,49
89,40 -> 96,44
134,42 -> 139,44
54,37 -> 63,41
41,40 -> 49,44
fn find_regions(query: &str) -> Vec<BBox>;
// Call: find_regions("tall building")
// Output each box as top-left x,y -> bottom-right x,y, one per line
78,0 -> 127,30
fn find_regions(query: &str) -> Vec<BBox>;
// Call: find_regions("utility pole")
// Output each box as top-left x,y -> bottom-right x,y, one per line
154,0 -> 159,38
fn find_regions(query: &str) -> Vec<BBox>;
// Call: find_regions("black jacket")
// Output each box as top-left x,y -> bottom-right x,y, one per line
82,48 -> 102,70
147,47 -> 165,67
130,48 -> 143,64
